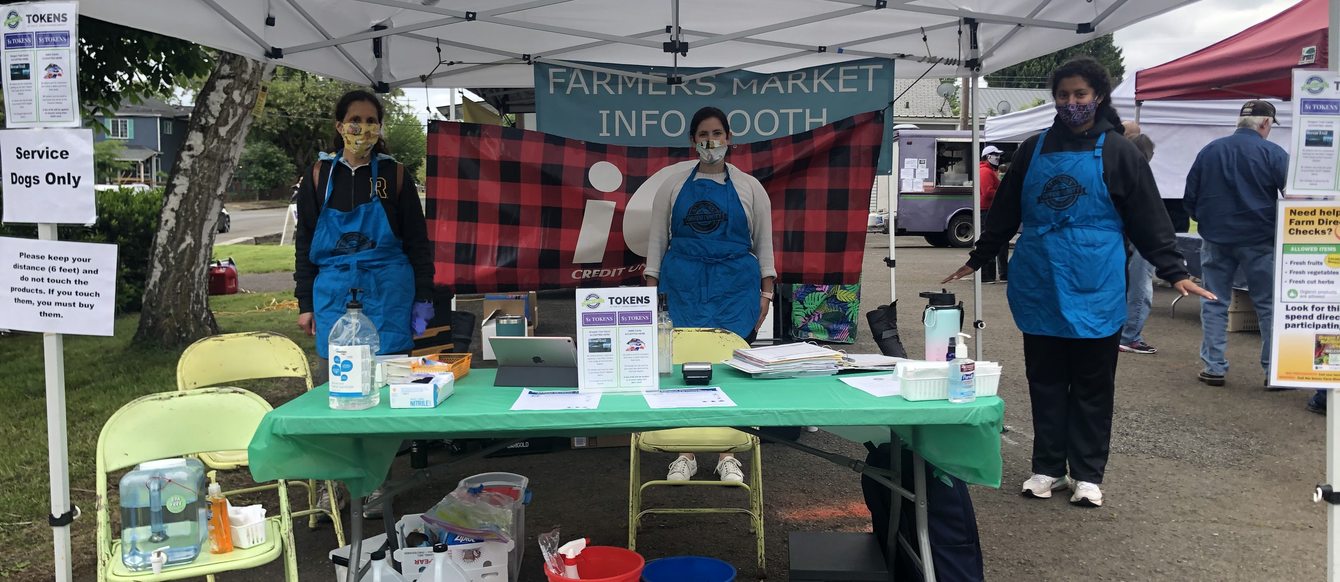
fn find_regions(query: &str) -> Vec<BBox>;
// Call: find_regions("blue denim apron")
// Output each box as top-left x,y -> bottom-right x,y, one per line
1006,131 -> 1126,339
660,166 -> 761,339
310,151 -> 415,358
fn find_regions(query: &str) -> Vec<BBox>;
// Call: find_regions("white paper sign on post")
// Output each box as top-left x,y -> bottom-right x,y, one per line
0,237 -> 117,336
0,1 -> 79,128
575,287 -> 659,391
1287,70 -> 1340,199
0,128 -> 95,224
1269,201 -> 1340,389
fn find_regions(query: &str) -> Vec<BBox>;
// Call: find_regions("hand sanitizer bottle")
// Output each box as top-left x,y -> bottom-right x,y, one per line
947,333 -> 976,404
329,288 -> 381,410
657,293 -> 673,376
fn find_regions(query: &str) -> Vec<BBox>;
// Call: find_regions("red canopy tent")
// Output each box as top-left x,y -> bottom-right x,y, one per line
1135,0 -> 1329,101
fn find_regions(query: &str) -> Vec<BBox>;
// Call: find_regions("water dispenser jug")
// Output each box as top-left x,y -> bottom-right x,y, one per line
119,457 -> 208,571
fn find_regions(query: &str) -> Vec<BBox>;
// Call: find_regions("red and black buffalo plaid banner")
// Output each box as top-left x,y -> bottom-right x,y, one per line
427,111 -> 882,293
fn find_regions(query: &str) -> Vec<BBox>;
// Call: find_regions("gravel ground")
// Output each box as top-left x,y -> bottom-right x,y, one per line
204,236 -> 1327,581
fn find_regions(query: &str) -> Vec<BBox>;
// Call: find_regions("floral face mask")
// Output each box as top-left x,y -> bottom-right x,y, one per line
339,122 -> 381,156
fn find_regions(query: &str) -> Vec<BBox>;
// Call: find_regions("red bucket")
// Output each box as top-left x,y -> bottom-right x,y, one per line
544,546 -> 645,582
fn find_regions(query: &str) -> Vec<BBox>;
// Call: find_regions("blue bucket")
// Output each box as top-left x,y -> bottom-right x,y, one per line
641,556 -> 736,582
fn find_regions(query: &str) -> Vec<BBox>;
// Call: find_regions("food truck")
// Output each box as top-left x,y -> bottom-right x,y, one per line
891,129 -> 1018,247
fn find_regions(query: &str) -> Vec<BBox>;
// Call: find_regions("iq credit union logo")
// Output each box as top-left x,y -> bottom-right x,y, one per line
4,11 -> 19,29
1304,75 -> 1328,95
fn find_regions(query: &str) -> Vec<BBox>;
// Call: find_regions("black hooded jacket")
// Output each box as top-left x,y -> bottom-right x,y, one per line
967,110 -> 1190,285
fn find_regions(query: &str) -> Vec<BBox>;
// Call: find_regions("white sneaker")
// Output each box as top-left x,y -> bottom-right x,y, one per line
1069,480 -> 1103,507
667,455 -> 698,481
715,457 -> 745,483
1020,474 -> 1069,499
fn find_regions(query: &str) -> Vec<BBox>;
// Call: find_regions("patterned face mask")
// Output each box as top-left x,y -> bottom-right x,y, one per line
339,122 -> 381,156
1055,102 -> 1098,127
695,140 -> 728,164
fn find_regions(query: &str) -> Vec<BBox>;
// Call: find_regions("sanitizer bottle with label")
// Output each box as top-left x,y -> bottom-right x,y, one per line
947,333 -> 976,404
329,288 -> 381,410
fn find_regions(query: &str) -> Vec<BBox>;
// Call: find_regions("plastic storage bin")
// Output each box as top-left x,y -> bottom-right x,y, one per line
543,546 -> 644,582
329,533 -> 387,581
897,361 -> 1000,401
458,472 -> 528,581
396,514 -> 513,582
641,556 -> 736,582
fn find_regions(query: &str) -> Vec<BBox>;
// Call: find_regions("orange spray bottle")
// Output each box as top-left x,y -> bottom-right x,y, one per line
206,471 -> 233,554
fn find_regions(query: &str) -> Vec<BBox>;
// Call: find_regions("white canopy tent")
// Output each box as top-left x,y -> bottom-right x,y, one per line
82,0 -> 1202,89
985,76 -> 1293,201
65,2 -> 1213,582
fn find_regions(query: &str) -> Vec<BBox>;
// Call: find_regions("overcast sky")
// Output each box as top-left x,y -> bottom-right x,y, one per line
1114,0 -> 1298,72
396,0 -> 1306,124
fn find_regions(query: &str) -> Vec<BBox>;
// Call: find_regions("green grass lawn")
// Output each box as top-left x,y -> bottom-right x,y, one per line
212,243 -> 296,274
0,292 -> 313,580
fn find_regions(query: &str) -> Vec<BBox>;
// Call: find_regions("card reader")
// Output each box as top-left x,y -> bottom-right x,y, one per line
682,361 -> 713,385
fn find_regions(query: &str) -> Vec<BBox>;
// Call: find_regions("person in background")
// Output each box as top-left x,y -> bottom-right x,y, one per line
978,145 -> 1008,283
1183,100 -> 1287,389
645,106 -> 776,484
293,89 -> 436,517
943,57 -> 1213,508
1119,123 -> 1161,355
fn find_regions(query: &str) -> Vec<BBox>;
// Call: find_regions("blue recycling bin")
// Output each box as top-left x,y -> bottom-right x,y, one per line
641,556 -> 736,582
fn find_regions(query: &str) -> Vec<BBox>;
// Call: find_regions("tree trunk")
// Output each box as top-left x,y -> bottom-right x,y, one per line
133,52 -> 274,349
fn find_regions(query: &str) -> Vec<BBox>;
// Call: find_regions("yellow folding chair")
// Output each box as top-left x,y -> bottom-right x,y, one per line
96,388 -> 297,581
177,331 -> 344,546
628,328 -> 765,574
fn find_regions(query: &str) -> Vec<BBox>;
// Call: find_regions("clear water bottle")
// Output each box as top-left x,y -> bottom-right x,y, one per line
329,288 -> 381,410
657,293 -> 673,376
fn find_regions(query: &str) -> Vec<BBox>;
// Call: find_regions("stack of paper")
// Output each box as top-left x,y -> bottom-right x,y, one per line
725,343 -> 844,378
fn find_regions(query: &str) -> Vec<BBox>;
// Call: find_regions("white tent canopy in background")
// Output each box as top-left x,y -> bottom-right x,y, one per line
81,0 -> 1202,87
984,76 -> 1292,200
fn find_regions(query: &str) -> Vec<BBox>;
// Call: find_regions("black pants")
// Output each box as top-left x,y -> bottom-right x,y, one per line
1023,331 -> 1120,483
978,210 -> 1009,282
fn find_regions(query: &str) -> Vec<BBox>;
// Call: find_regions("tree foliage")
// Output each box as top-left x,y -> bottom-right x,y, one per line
76,15 -> 214,119
985,34 -> 1126,89
249,67 -> 427,178
236,141 -> 297,195
93,140 -> 133,183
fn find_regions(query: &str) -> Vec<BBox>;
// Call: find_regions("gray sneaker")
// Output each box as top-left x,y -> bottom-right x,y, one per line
314,482 -> 347,522
362,487 -> 388,520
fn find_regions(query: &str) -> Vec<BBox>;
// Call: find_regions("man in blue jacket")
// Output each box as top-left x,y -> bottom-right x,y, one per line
1184,100 -> 1288,388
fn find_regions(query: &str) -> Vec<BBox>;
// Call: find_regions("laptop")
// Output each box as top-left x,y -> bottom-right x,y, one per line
488,336 -> 580,388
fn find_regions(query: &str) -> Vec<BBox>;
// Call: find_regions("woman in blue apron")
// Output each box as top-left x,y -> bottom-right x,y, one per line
943,58 -> 1214,508
645,106 -> 777,484
294,90 -> 436,362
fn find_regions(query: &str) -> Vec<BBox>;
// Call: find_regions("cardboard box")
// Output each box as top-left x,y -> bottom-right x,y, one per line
389,373 -> 455,409
480,292 -> 538,360
571,434 -> 632,449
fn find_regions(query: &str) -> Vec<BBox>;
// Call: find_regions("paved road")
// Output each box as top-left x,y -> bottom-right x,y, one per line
218,206 -> 291,244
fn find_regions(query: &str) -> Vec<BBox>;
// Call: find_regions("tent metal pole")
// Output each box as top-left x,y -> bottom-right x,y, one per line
40,223 -> 71,582
978,0 -> 1055,63
281,0 -> 377,84
970,73 -> 984,360
198,0 -> 272,53
689,5 -> 873,49
286,0 -> 573,55
1134,101 -> 1142,124
682,20 -> 959,59
824,0 -> 1076,30
680,50 -> 820,82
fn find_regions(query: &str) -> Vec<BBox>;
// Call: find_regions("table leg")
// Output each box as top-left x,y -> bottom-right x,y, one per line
888,432 -> 901,582
912,451 -> 936,582
347,493 -> 364,582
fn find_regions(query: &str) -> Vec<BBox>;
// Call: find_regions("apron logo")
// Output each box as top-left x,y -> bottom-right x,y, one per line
333,232 -> 377,256
683,200 -> 726,233
1038,174 -> 1086,210
374,176 -> 389,198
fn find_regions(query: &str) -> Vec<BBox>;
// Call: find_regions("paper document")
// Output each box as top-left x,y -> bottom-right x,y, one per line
643,387 -> 737,409
510,389 -> 602,411
839,375 -> 901,397
841,354 -> 906,370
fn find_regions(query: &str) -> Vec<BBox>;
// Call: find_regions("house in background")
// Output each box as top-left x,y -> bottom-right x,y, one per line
889,78 -> 1050,129
91,97 -> 192,186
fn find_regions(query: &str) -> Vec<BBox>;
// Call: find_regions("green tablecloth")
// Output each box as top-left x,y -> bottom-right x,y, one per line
248,366 -> 1004,497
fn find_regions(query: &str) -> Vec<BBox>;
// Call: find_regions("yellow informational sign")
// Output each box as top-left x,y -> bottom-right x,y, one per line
1270,201 -> 1340,388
